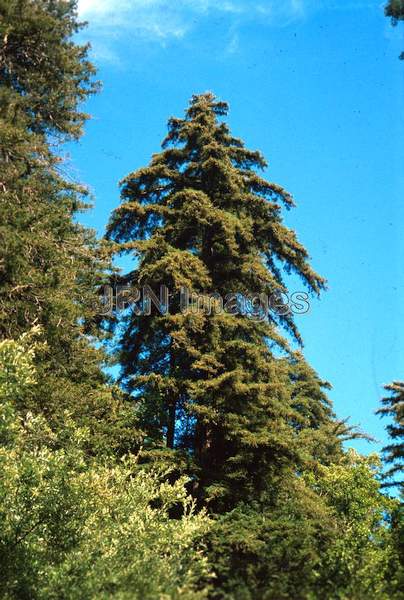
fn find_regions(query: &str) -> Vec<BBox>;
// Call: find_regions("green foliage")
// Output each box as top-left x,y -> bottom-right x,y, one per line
0,0 -> 139,453
208,452 -> 401,600
0,0 -> 98,140
106,93 -> 346,508
0,328 -> 40,403
207,476 -> 333,600
386,0 -> 404,22
0,334 -> 212,600
377,381 -> 404,487
308,451 -> 401,599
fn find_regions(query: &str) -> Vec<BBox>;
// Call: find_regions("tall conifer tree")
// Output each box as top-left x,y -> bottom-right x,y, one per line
107,93 -> 344,505
0,0 -> 138,453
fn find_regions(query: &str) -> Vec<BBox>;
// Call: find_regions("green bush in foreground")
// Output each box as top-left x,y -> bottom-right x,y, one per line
207,452 -> 401,600
0,333 -> 212,600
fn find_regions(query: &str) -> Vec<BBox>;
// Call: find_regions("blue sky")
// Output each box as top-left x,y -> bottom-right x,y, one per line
69,0 -> 404,454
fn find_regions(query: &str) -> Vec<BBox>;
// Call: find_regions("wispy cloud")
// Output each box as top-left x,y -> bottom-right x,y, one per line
78,0 -> 189,40
78,0 -> 243,23
77,0 -> 315,64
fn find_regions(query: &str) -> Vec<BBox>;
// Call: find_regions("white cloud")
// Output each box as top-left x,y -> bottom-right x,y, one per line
226,31 -> 240,55
77,0 -> 310,33
76,0 -> 315,63
78,0 -> 242,19
78,0 -> 187,38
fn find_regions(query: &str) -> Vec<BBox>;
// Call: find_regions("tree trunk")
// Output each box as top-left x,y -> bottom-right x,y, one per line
166,400 -> 176,448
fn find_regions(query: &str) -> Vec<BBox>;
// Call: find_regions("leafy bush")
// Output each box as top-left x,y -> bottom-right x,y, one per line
0,333 -> 212,599
206,455 -> 400,600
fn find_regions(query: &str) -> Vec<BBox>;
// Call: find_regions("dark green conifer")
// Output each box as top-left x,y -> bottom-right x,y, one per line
378,381 -> 404,487
107,93 -> 343,505
0,0 -> 139,454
